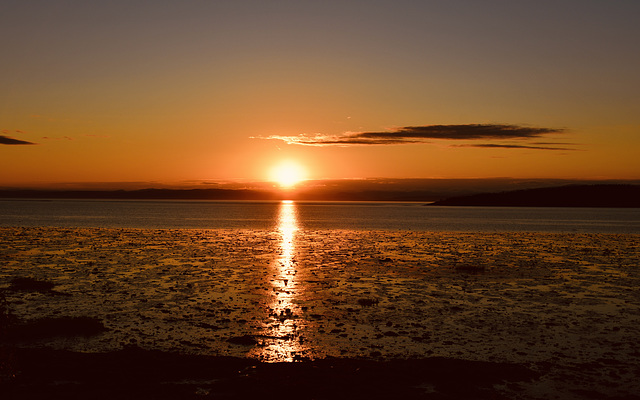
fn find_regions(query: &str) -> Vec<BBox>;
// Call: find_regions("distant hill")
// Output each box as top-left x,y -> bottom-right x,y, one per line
0,188 -> 280,201
430,184 -> 640,208
1,182 -> 640,204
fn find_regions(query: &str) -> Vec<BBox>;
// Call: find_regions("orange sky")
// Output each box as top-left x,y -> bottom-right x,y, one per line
2,1 -> 639,188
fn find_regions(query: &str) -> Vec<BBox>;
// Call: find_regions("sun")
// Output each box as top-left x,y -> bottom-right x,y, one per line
269,160 -> 306,188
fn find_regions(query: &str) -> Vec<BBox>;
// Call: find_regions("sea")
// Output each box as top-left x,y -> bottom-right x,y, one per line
1,199 -> 639,233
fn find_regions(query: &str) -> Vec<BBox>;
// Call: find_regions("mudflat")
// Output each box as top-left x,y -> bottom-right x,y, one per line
1,227 -> 639,399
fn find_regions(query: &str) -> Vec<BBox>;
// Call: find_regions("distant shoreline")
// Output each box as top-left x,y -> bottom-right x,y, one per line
0,188 -> 284,201
430,184 -> 640,208
1,183 -> 639,207
0,188 -> 441,202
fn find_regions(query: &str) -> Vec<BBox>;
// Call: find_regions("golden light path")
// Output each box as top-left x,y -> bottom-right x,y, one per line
250,200 -> 307,361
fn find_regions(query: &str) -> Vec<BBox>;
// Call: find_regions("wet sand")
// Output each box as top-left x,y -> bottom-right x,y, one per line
1,227 -> 639,399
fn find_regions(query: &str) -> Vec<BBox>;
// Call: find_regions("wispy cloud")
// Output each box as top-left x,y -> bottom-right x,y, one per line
0,135 -> 36,145
42,136 -> 73,141
254,124 -> 572,150
455,143 -> 574,151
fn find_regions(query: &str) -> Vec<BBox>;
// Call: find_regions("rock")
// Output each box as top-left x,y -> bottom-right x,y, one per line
9,277 -> 55,293
454,264 -> 486,274
226,335 -> 257,346
4,316 -> 107,341
357,298 -> 379,307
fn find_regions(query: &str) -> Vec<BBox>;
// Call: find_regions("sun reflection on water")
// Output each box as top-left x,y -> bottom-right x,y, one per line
250,200 -> 307,362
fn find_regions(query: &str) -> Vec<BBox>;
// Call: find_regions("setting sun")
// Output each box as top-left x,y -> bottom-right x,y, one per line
269,161 -> 306,188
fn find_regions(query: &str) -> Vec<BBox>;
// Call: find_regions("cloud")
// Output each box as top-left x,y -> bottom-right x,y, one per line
42,136 -> 73,141
455,143 -> 574,151
254,124 -> 571,150
0,135 -> 36,145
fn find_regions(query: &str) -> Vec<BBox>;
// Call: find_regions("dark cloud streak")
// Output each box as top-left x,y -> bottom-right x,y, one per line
456,143 -> 574,151
357,124 -> 563,141
255,124 -> 570,150
0,135 -> 36,145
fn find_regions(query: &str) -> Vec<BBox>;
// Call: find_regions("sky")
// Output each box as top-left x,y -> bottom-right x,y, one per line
1,0 -> 639,188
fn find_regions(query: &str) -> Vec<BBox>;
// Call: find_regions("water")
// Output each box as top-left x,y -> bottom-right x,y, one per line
1,199 -> 639,233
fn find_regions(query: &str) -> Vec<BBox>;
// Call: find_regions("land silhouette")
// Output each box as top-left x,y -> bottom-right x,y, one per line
430,184 -> 640,208
1,180 -> 638,205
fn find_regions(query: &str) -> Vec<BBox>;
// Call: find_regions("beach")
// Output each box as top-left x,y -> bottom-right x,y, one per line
1,226 -> 639,399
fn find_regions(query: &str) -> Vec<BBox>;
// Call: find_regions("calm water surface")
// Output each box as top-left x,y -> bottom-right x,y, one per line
1,199 -> 639,233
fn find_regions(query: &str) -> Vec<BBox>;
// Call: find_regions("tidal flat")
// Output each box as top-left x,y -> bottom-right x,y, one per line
1,227 -> 639,399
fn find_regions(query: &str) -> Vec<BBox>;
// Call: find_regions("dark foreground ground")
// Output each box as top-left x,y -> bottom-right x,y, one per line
0,346 -> 541,400
2,228 -> 640,399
